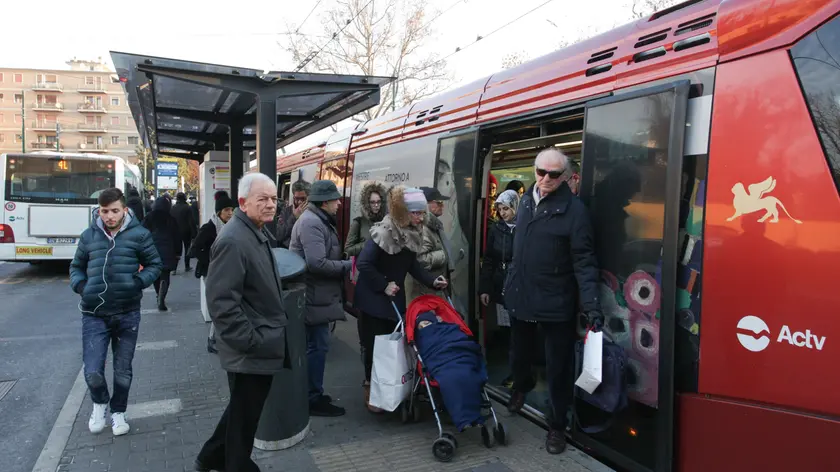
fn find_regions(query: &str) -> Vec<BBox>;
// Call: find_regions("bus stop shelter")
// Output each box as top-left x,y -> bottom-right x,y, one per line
110,51 -> 393,198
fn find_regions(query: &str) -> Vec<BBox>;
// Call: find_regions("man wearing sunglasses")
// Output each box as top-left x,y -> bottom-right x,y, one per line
503,148 -> 603,455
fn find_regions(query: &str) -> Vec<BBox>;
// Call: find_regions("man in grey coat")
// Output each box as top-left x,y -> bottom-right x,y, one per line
290,180 -> 351,417
195,173 -> 287,472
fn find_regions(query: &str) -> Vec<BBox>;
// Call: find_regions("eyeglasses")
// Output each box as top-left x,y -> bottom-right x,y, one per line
536,167 -> 566,180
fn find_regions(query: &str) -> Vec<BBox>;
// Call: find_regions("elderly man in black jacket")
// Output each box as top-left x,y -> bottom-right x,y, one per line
504,148 -> 603,455
195,173 -> 287,472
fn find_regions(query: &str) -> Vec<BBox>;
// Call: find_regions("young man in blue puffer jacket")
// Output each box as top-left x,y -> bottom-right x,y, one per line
70,188 -> 162,437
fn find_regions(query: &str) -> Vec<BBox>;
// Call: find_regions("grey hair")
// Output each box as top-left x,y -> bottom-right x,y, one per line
238,173 -> 275,199
535,148 -> 570,170
291,180 -> 311,195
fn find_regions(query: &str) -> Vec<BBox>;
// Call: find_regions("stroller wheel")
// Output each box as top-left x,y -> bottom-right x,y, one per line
432,437 -> 456,462
442,432 -> 458,448
481,425 -> 493,448
401,402 -> 410,423
494,422 -> 507,446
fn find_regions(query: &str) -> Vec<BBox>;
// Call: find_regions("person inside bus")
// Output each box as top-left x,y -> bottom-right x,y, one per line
344,180 -> 387,364
143,197 -> 182,312
275,180 -> 311,249
171,192 -> 197,273
69,188 -> 162,437
504,148 -> 603,455
354,186 -> 448,413
505,179 -> 526,197
487,174 -> 499,221
190,191 -> 236,355
479,189 -> 520,389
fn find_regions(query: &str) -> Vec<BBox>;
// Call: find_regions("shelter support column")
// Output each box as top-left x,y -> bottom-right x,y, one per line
229,120 -> 244,201
257,97 -> 277,184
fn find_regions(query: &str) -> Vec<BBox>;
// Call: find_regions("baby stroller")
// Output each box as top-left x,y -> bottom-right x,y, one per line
392,294 -> 507,462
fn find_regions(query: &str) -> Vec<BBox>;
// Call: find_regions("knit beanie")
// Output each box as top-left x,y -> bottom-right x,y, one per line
215,195 -> 235,214
403,187 -> 427,212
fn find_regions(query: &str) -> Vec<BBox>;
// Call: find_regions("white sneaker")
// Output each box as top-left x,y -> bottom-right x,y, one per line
88,403 -> 108,434
111,412 -> 130,436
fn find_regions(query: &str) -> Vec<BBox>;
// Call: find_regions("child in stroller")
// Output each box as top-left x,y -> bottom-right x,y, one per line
401,295 -> 506,462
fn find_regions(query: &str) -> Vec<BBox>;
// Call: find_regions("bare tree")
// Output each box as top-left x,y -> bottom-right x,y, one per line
501,51 -> 530,70
630,0 -> 680,19
285,0 -> 451,121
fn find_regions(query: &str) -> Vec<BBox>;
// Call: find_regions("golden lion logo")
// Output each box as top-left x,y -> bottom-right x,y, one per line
726,176 -> 802,224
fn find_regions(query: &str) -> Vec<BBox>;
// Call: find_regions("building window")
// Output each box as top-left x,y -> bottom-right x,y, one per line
85,76 -> 94,85
0,93 -> 3,102
14,94 -> 23,104
14,74 -> 22,83
0,73 -> 4,82
111,136 -> 120,145
128,136 -> 139,145
111,116 -> 120,126
86,136 -> 95,145
14,134 -> 22,143
0,135 -> 4,143
14,114 -> 22,124
111,97 -> 120,106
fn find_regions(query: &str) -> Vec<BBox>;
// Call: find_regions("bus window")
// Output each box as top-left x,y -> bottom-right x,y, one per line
791,13 -> 840,195
4,155 -> 115,204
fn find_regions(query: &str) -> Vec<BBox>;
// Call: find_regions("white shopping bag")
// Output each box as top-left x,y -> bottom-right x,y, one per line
575,329 -> 603,394
369,322 -> 414,412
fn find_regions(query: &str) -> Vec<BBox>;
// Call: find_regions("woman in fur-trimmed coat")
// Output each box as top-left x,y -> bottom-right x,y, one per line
354,185 -> 447,412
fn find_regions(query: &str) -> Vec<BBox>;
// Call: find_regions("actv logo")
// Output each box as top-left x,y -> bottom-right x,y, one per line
736,315 -> 827,352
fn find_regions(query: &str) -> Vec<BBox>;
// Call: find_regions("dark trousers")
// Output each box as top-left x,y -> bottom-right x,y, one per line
153,270 -> 171,294
197,372 -> 273,472
360,313 -> 398,381
306,323 -> 331,404
511,318 -> 576,431
82,311 -> 141,413
181,237 -> 192,270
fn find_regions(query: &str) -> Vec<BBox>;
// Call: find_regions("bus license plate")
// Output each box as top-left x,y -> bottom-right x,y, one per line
47,238 -> 76,244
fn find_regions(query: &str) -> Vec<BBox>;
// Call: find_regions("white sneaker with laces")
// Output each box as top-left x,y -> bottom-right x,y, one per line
111,412 -> 130,436
88,403 -> 108,434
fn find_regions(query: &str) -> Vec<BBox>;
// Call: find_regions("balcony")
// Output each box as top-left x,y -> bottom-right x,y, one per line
77,143 -> 108,152
77,83 -> 107,93
32,82 -> 63,92
32,102 -> 64,112
76,123 -> 107,132
78,102 -> 107,113
31,142 -> 62,151
31,120 -> 59,131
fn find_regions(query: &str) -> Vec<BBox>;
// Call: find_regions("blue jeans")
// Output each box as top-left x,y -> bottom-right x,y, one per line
306,323 -> 331,405
82,311 -> 141,413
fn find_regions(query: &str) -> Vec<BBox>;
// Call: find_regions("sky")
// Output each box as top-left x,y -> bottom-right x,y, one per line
1,0 -> 651,153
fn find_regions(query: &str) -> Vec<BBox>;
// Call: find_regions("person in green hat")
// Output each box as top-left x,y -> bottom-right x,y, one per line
289,179 -> 352,417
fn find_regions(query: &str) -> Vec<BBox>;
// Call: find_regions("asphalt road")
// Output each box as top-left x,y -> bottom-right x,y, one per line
0,261 -> 82,472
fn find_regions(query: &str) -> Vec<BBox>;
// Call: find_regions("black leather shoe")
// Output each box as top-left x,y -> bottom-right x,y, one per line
546,429 -> 566,454
310,397 -> 345,417
507,391 -> 526,413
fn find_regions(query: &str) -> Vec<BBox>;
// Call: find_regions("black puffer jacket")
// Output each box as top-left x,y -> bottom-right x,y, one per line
70,213 -> 163,316
504,183 -> 601,322
479,219 -> 515,306
171,200 -> 197,242
126,189 -> 145,222
143,198 -> 183,271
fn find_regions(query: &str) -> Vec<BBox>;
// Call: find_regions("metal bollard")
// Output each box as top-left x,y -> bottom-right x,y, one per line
253,249 -> 309,451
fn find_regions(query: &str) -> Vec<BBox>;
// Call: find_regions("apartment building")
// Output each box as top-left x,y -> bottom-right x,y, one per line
0,58 -> 140,161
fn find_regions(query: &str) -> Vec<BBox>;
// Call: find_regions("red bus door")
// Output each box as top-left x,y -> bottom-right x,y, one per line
574,80 -> 690,472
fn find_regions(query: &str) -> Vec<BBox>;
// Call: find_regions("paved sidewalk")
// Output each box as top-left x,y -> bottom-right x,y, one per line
52,272 -> 613,472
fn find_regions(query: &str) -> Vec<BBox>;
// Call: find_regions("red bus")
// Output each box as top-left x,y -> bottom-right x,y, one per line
276,0 -> 840,470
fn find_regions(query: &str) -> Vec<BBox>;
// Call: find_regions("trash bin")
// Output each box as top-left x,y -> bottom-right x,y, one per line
254,248 -> 309,451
